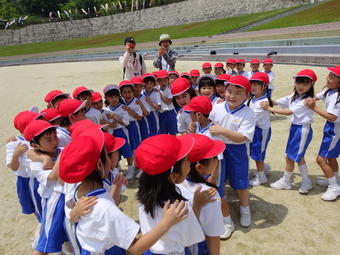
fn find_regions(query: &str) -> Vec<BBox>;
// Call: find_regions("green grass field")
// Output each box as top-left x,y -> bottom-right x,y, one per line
250,0 -> 340,31
0,7 -> 298,57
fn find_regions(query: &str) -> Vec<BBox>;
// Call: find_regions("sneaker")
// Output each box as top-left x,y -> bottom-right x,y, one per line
126,166 -> 135,180
220,222 -> 235,239
270,177 -> 292,190
321,185 -> 340,201
240,210 -> 251,227
264,163 -> 271,172
298,179 -> 312,194
136,169 -> 143,179
317,178 -> 340,187
249,173 -> 267,186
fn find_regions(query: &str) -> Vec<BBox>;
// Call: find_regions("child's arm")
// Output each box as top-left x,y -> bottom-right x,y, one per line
206,236 -> 220,255
160,93 -> 173,105
192,185 -> 217,219
70,196 -> 98,223
9,143 -> 28,171
122,105 -> 142,121
110,173 -> 128,205
136,99 -> 149,117
261,101 -> 293,116
27,149 -> 54,170
209,123 -> 249,143
146,96 -> 161,111
305,98 -> 337,122
108,113 -> 128,127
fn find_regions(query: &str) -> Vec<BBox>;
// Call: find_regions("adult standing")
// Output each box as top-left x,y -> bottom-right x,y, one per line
153,34 -> 178,71
119,37 -> 147,80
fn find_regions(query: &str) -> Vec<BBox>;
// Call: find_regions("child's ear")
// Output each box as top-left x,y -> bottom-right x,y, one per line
168,172 -> 177,183
195,163 -> 204,175
31,143 -> 39,150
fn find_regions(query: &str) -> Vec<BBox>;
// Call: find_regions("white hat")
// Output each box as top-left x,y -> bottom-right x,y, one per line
159,34 -> 172,46
103,84 -> 119,94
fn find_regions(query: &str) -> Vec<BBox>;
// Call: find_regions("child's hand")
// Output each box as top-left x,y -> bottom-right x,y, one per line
136,100 -> 142,105
304,98 -> 316,109
14,143 -> 29,157
122,105 -> 129,111
260,101 -> 270,110
6,136 -> 17,143
113,173 -> 128,187
209,123 -> 224,136
189,122 -> 197,133
74,196 -> 98,217
145,96 -> 152,104
153,88 -> 159,93
161,200 -> 188,227
193,185 -> 217,208
217,98 -> 225,104
159,47 -> 166,56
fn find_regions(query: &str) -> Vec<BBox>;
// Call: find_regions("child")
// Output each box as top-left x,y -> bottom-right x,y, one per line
103,84 -> 136,180
236,59 -> 250,79
168,70 -> 179,85
305,65 -> 340,200
248,58 -> 260,77
198,74 -> 219,105
142,73 -> 162,136
214,63 -> 226,76
190,69 -> 200,92
136,134 -> 210,254
58,98 -> 87,125
44,90 -> 69,109
202,62 -> 212,75
180,72 -> 191,82
225,59 -> 237,76
262,69 -> 316,194
59,128 -> 188,255
73,86 -> 103,125
156,70 -> 178,135
247,72 -> 272,186
209,75 -> 255,227
263,58 -> 275,96
215,74 -> 231,100
171,77 -> 197,135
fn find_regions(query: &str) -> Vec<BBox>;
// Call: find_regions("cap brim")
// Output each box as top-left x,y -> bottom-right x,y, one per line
92,98 -> 102,103
172,86 -> 190,97
49,115 -> 62,122
183,104 -> 195,112
51,93 -> 69,102
327,67 -> 340,77
293,75 -> 314,81
157,75 -> 169,79
109,137 -> 126,152
227,82 -> 247,91
143,75 -> 156,81
32,125 -> 57,141
202,140 -> 226,160
176,135 -> 194,161
159,39 -> 172,46
74,100 -> 87,114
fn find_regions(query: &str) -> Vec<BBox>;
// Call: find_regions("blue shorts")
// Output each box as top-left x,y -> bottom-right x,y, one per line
218,159 -> 226,197
285,124 -> 313,162
127,121 -> 141,151
29,177 -> 42,222
81,246 -> 126,255
146,111 -> 159,136
36,193 -> 67,253
158,109 -> 178,135
223,144 -> 249,190
319,121 -> 340,158
16,176 -> 35,215
113,128 -> 133,158
138,117 -> 150,141
250,127 -> 271,162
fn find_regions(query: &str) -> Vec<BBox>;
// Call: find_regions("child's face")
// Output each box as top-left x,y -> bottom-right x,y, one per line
196,157 -> 218,176
250,63 -> 260,72
50,96 -> 67,109
227,63 -> 235,69
175,92 -> 191,108
78,92 -> 92,108
35,130 -> 58,153
214,67 -> 223,75
121,86 -> 134,101
236,63 -> 245,71
70,109 -> 86,124
200,85 -> 215,98
250,81 -> 267,97
134,84 -> 144,95
263,64 -> 272,72
158,77 -> 169,88
191,77 -> 198,85
189,111 -> 198,122
215,84 -> 226,98
169,74 -> 178,84
92,100 -> 103,111
145,80 -> 155,91
171,156 -> 191,184
327,72 -> 340,90
106,95 -> 120,106
109,151 -> 119,169
295,82 -> 313,96
202,67 -> 212,74
225,85 -> 247,109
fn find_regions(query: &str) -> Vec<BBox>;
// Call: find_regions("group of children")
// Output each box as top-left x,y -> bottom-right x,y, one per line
5,58 -> 340,255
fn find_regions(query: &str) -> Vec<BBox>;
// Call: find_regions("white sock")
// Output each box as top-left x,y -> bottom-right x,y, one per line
223,216 -> 232,225
240,205 -> 250,214
298,164 -> 309,181
328,176 -> 338,187
258,171 -> 265,178
283,171 -> 293,182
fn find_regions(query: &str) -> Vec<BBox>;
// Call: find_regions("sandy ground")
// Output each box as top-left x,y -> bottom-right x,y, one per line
0,60 -> 339,254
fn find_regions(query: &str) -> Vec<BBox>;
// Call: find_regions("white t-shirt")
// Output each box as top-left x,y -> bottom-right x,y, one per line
238,70 -> 250,79
317,89 -> 340,124
56,127 -> 71,147
276,94 -> 314,125
85,107 -> 102,125
138,202 -> 205,254
104,103 -> 130,131
123,97 -> 143,122
210,95 -> 219,106
209,102 -> 256,144
159,86 -> 175,112
248,96 -> 271,129
6,136 -> 31,177
143,89 -> 162,113
264,71 -> 275,90
177,110 -> 192,133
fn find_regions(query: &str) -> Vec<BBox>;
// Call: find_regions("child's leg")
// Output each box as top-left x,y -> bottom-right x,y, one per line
236,189 -> 249,207
32,251 -> 47,255
237,189 -> 251,227
297,158 -> 312,194
317,155 -> 335,178
256,161 -> 265,172
328,158 -> 339,173
271,156 -> 293,190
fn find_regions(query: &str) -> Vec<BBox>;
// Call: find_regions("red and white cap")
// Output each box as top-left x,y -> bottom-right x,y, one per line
327,65 -> 340,77
57,99 -> 87,117
236,59 -> 246,64
72,86 -> 93,99
41,108 -> 61,123
170,77 -> 191,96
187,133 -> 226,163
263,58 -> 273,64
104,132 -> 126,153
91,91 -> 103,103
202,62 -> 212,69
118,80 -> 134,89
131,76 -> 145,85
14,110 -> 43,133
69,119 -> 102,138
250,72 -> 270,84
294,69 -> 317,82
169,70 -> 180,77
44,90 -> 69,103
216,74 -> 231,82
214,62 -> 224,68
23,120 -> 56,142
103,84 -> 119,94
183,96 -> 212,115
135,134 -> 194,175
180,72 -> 190,78
152,71 -> 158,77
156,70 -> 169,79
227,75 -> 251,92
142,73 -> 156,81
59,127 -> 104,183
190,69 -> 200,77
226,58 -> 236,64
250,58 -> 261,64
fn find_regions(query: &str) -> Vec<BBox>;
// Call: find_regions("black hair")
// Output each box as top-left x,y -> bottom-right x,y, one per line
214,67 -> 226,74
59,117 -> 71,128
77,91 -> 91,99
120,84 -> 134,93
247,80 -> 274,107
172,87 -> 197,109
199,77 -> 215,91
144,77 -> 156,84
188,159 -> 218,189
323,87 -> 340,106
30,127 -> 56,146
137,158 -> 188,218
292,77 -> 314,102
104,89 -> 124,106
215,80 -> 225,86
51,95 -> 68,106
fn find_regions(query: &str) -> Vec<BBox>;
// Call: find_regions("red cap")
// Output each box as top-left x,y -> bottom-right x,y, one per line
91,91 -> 103,103
214,62 -> 224,68
42,108 -> 61,123
187,134 -> 226,163
23,120 -> 56,142
14,111 -> 42,133
104,132 -> 126,153
135,134 -> 194,175
57,99 -> 87,117
190,69 -> 200,77
118,80 -> 134,89
59,128 -> 104,183
169,70 -> 180,77
44,90 -> 69,103
70,119 -> 101,138
227,75 -> 251,92
250,58 -> 261,64
183,96 -> 212,115
180,72 -> 190,78
171,77 -> 191,96
250,72 -> 269,84
103,84 -> 119,94
202,62 -> 212,69
294,69 -> 317,82
152,71 -> 158,77
156,70 -> 169,79
142,73 -> 156,81
216,74 -> 231,82
327,65 -> 340,77
226,58 -> 236,64
263,58 -> 273,64
131,76 -> 145,85
72,86 -> 93,99
236,59 -> 246,64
